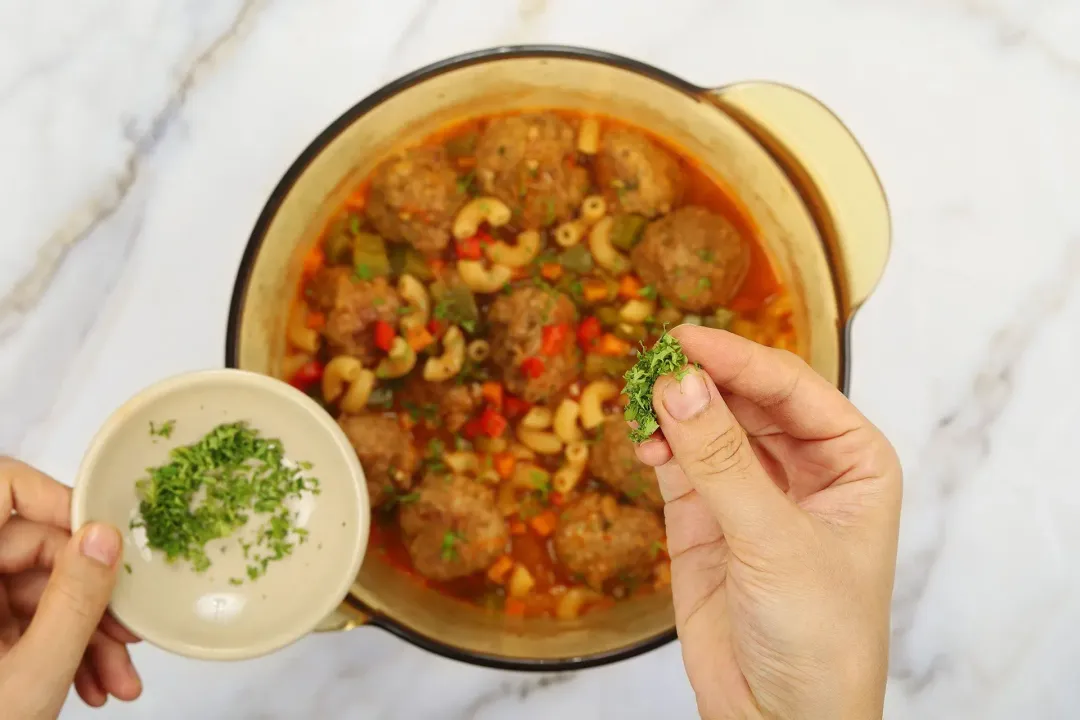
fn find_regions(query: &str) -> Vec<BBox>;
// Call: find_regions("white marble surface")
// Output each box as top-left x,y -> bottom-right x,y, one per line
3,0 -> 1080,717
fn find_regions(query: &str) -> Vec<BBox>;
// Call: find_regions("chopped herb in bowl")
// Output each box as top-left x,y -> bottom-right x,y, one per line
130,420 -> 321,584
622,332 -> 690,443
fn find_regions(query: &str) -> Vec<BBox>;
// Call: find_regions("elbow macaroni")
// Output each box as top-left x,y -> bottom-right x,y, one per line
453,197 -> 512,240
577,117 -> 600,155
467,339 -> 490,363
397,274 -> 430,330
287,310 -> 320,353
444,451 -> 480,474
553,440 -> 590,494
457,260 -> 513,294
375,337 -> 416,379
554,219 -> 585,248
423,326 -> 465,381
579,379 -> 620,429
484,230 -> 541,268
516,426 -> 564,455
587,216 -> 630,273
619,298 -> 655,324
552,399 -> 582,443
520,406 -> 553,430
580,196 -> 606,225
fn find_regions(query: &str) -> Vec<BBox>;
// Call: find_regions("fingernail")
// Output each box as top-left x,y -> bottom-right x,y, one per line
80,524 -> 121,566
662,370 -> 709,420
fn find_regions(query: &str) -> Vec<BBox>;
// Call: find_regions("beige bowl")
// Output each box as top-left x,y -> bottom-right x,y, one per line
71,369 -> 369,660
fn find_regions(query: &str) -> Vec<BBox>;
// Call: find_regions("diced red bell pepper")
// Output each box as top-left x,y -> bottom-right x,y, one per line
478,407 -> 508,438
520,356 -> 545,379
577,316 -> 602,349
461,417 -> 484,440
427,318 -> 444,337
373,321 -> 396,352
503,395 -> 530,418
455,235 -> 483,260
289,361 -> 324,391
540,323 -> 570,356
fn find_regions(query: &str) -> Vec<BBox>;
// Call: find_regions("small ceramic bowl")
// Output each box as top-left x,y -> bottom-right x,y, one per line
71,369 -> 369,660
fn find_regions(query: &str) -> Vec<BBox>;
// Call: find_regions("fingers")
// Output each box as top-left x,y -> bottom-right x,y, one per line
7,569 -> 141,645
88,635 -> 142,701
0,456 -> 71,530
0,517 -> 69,574
652,368 -> 803,553
74,660 -> 107,708
10,522 -> 121,707
671,325 -> 865,439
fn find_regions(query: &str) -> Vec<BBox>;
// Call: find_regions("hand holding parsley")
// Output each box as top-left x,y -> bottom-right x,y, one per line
630,324 -> 902,720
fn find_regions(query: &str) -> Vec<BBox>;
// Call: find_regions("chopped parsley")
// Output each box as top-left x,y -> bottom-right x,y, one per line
123,562 -> 133,574
543,197 -> 556,226
696,277 -> 712,292
649,540 -> 666,559
456,170 -> 477,196
529,469 -> 551,502
354,263 -> 374,281
130,421 -> 320,582
349,215 -> 361,235
149,419 -> 175,439
441,530 -> 463,561
698,248 -> 715,262
639,285 -> 657,299
623,332 -> 690,443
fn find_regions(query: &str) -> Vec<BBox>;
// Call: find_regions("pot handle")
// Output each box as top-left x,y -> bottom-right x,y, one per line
312,598 -> 370,633
704,82 -> 891,314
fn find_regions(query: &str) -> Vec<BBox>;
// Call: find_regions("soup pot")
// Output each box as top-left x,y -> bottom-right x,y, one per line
226,45 -> 890,670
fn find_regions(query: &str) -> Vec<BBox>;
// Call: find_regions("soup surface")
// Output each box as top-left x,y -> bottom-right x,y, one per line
283,111 -> 796,619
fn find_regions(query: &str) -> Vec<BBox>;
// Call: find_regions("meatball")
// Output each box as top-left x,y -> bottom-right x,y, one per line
398,473 -> 509,581
488,286 -> 580,402
595,128 -> 682,218
366,146 -> 466,255
553,493 -> 664,591
397,379 -> 478,434
588,417 -> 663,510
306,267 -> 402,364
474,113 -> 589,229
338,413 -> 419,508
631,206 -> 750,311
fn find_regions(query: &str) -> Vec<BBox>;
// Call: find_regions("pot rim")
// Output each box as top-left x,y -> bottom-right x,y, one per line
225,43 -> 854,671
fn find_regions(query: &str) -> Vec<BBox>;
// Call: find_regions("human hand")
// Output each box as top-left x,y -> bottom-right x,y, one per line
0,458 -> 142,718
635,326 -> 901,720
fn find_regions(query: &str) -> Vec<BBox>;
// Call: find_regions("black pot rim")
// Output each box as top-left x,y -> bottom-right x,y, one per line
225,43 -> 853,672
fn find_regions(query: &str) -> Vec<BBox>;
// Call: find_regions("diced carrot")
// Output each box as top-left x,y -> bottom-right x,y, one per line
617,274 -> 643,300
305,312 -> 325,330
540,263 -> 563,281
398,414 -> 416,431
479,407 -> 508,438
481,381 -> 504,411
511,265 -> 531,281
302,246 -> 324,277
456,155 -> 477,169
505,598 -> 527,616
455,235 -> 483,260
529,511 -> 559,538
486,555 -> 515,585
405,325 -> 434,352
492,452 -> 516,480
344,189 -> 367,211
595,333 -> 632,356
429,259 -> 447,276
582,279 -> 610,303
510,520 -> 527,535
550,492 -> 566,506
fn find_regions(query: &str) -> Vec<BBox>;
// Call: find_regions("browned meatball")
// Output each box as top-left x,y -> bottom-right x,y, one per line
631,206 -> 750,311
474,113 -> 589,229
338,413 -> 419,507
398,473 -> 509,581
306,267 -> 402,364
366,146 -> 466,255
553,493 -> 664,591
588,417 -> 663,510
595,128 -> 682,218
488,286 -> 579,402
397,378 -> 478,434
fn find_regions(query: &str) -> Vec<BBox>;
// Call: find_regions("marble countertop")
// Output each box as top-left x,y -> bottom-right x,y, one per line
3,0 -> 1079,717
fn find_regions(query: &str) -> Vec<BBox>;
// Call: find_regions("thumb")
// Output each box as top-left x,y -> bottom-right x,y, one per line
653,368 -> 802,554
14,523 -> 121,697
